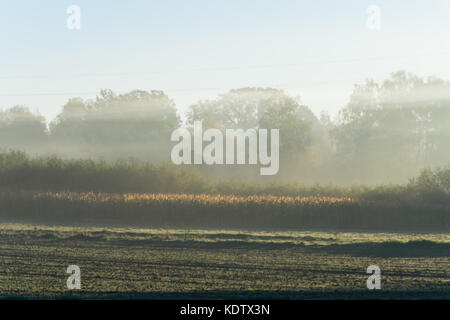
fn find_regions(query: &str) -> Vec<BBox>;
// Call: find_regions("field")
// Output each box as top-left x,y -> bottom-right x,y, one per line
0,224 -> 449,299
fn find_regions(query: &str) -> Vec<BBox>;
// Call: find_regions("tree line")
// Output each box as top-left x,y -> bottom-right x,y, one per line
1,70 -> 450,185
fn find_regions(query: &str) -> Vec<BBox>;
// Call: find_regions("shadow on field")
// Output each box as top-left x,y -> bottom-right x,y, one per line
317,240 -> 450,257
105,238 -> 450,258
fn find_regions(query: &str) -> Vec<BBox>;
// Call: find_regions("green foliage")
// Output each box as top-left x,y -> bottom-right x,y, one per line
187,87 -> 315,156
0,106 -> 48,153
0,150 -> 210,193
0,151 -> 449,204
409,164 -> 450,203
49,89 -> 180,161
330,71 -> 450,183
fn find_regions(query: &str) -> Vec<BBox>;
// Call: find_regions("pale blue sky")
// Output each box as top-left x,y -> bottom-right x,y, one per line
1,0 -> 450,122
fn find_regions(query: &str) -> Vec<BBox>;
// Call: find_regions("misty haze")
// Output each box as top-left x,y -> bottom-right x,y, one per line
0,1 -> 448,302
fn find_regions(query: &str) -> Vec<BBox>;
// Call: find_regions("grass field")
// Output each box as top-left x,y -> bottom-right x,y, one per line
0,223 -> 448,299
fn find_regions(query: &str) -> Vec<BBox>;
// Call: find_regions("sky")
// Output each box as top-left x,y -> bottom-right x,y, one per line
1,0 -> 450,123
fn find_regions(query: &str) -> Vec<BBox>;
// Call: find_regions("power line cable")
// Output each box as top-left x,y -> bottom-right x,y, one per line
0,78 -> 368,97
0,50 -> 449,80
